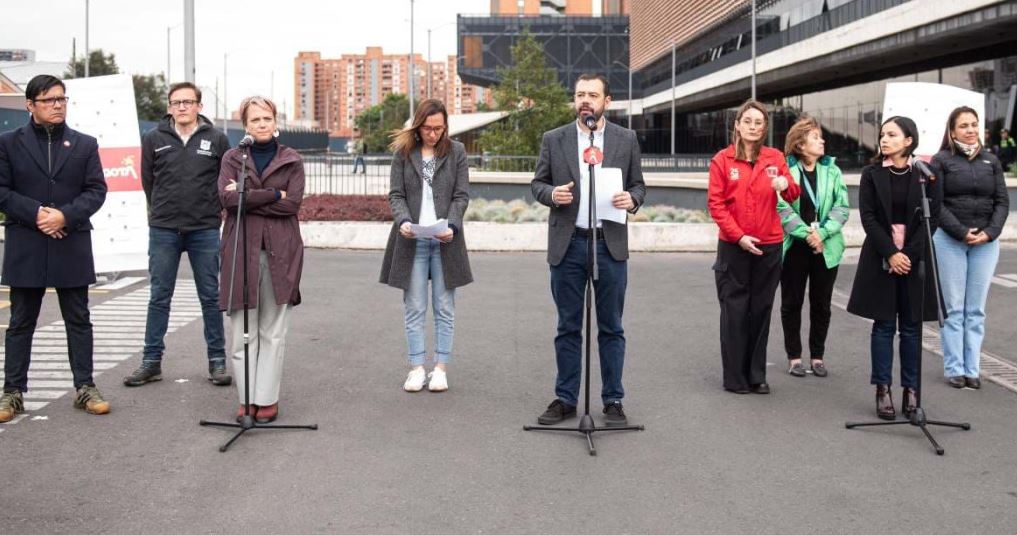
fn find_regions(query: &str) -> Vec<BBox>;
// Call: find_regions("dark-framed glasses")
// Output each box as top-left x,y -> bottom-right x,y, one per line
169,99 -> 199,108
33,96 -> 69,106
420,125 -> 445,135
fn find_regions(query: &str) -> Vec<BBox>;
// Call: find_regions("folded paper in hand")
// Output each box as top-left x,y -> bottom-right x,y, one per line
411,219 -> 449,239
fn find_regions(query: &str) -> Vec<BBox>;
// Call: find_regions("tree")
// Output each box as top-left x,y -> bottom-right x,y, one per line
65,50 -> 119,78
64,48 -> 168,122
132,73 -> 169,121
354,93 -> 411,154
477,31 -> 573,156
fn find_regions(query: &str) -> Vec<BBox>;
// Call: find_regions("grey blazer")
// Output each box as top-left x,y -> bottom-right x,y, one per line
379,140 -> 473,290
531,120 -> 646,266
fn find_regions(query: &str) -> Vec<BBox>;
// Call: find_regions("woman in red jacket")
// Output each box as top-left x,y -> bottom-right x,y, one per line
708,100 -> 800,394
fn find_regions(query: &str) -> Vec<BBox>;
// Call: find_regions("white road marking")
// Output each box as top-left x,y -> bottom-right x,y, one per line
1,280 -> 205,432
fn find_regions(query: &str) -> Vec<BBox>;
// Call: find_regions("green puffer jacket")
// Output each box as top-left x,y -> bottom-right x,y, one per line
777,155 -> 850,268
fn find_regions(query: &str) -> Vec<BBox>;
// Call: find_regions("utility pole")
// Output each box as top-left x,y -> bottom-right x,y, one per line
84,0 -> 90,77
409,0 -> 415,118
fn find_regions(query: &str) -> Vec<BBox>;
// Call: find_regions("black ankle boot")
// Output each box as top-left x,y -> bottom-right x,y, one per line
876,384 -> 895,420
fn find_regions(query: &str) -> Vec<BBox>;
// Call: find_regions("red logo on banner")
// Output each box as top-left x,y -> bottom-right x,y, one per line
582,146 -> 603,166
98,147 -> 143,192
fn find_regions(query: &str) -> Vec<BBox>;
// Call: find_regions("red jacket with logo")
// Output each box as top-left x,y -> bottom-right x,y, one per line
708,145 -> 800,245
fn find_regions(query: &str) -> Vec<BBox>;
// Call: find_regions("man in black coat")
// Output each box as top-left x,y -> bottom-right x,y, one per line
0,75 -> 109,422
122,82 -> 232,388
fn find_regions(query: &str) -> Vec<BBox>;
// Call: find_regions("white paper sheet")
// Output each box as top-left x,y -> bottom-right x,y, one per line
410,218 -> 449,239
595,168 -> 627,225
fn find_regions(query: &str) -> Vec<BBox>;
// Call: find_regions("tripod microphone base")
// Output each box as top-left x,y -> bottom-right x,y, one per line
200,418 -> 318,452
845,407 -> 970,456
524,417 -> 645,456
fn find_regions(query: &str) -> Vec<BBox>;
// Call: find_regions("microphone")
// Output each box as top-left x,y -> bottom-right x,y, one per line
912,158 -> 935,182
582,114 -> 598,131
238,135 -> 254,148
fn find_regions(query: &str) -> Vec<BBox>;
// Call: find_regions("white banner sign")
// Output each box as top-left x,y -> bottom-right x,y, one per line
63,74 -> 148,275
882,82 -> 986,159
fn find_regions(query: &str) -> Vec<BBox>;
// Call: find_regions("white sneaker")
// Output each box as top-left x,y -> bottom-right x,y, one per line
403,366 -> 427,392
428,368 -> 448,392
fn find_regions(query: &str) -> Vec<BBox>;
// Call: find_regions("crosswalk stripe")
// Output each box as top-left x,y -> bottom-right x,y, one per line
94,276 -> 147,291
2,280 -> 206,432
33,332 -> 145,340
28,371 -> 75,379
991,276 -> 1017,288
24,390 -> 69,400
0,353 -> 132,362
20,362 -> 118,371
28,380 -> 74,389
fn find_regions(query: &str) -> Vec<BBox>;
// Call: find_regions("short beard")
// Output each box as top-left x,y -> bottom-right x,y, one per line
576,108 -> 602,122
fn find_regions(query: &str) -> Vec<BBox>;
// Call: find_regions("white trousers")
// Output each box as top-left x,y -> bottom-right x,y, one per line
231,251 -> 292,406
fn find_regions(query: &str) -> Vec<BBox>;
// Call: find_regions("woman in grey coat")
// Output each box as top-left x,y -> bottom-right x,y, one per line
380,99 -> 472,393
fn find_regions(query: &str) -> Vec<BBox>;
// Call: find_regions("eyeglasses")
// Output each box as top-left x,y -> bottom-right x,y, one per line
169,99 -> 199,108
420,126 -> 445,135
33,96 -> 69,107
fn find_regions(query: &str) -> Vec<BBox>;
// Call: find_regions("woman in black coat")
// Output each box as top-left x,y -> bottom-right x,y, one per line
847,116 -> 942,421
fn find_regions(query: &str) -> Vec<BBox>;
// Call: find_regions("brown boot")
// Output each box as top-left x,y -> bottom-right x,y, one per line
236,404 -> 257,423
876,384 -> 895,420
902,387 -> 918,417
255,403 -> 278,423
0,391 -> 24,423
74,386 -> 110,415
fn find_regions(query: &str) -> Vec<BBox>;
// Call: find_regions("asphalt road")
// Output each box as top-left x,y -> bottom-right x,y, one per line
3,246 -> 1017,534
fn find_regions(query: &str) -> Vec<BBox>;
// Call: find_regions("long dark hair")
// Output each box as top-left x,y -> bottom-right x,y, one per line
388,99 -> 451,158
939,106 -> 979,155
872,116 -> 919,163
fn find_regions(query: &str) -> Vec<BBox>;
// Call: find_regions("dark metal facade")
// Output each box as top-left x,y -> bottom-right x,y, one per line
457,14 -> 633,98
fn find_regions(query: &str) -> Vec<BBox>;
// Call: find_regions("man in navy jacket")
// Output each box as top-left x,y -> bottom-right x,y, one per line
0,75 -> 109,422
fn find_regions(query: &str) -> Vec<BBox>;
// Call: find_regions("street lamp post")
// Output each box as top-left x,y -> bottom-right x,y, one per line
427,29 -> 432,99
409,0 -> 415,119
166,24 -> 182,80
671,40 -> 676,155
426,21 -> 457,100
84,0 -> 90,77
223,53 -> 229,133
751,0 -> 757,100
612,60 -> 632,130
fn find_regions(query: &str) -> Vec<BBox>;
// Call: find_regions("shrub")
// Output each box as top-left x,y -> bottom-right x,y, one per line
298,195 -> 392,222
295,195 -> 711,224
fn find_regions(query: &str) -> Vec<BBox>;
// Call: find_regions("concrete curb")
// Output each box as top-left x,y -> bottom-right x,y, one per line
3,215 -> 1013,253
299,215 -> 1017,252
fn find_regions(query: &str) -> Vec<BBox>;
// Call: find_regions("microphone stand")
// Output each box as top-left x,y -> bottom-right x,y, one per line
846,167 -> 969,455
200,143 -> 318,452
524,121 -> 644,456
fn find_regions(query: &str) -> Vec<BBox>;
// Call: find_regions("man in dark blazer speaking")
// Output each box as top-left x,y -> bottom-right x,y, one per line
530,73 -> 646,427
0,75 -> 109,423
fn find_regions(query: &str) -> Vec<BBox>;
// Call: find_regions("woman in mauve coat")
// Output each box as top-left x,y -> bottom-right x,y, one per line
219,96 -> 304,424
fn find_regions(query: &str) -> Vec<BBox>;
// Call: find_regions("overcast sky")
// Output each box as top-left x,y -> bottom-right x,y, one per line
1,0 -> 488,118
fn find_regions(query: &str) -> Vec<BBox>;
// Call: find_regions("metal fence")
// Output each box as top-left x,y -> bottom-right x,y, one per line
299,152 -> 712,195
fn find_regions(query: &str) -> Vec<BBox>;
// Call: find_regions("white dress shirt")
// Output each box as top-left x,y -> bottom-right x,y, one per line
575,122 -> 605,229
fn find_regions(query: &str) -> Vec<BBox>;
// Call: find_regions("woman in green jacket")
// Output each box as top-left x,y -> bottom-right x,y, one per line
777,117 -> 850,378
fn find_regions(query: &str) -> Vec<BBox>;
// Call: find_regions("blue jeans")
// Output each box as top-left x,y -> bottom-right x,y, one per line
550,235 -> 627,406
143,227 -> 226,367
403,239 -> 456,366
934,230 -> 999,378
870,277 -> 920,388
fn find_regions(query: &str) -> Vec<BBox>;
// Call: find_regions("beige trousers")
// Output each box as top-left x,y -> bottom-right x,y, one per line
230,251 -> 292,406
